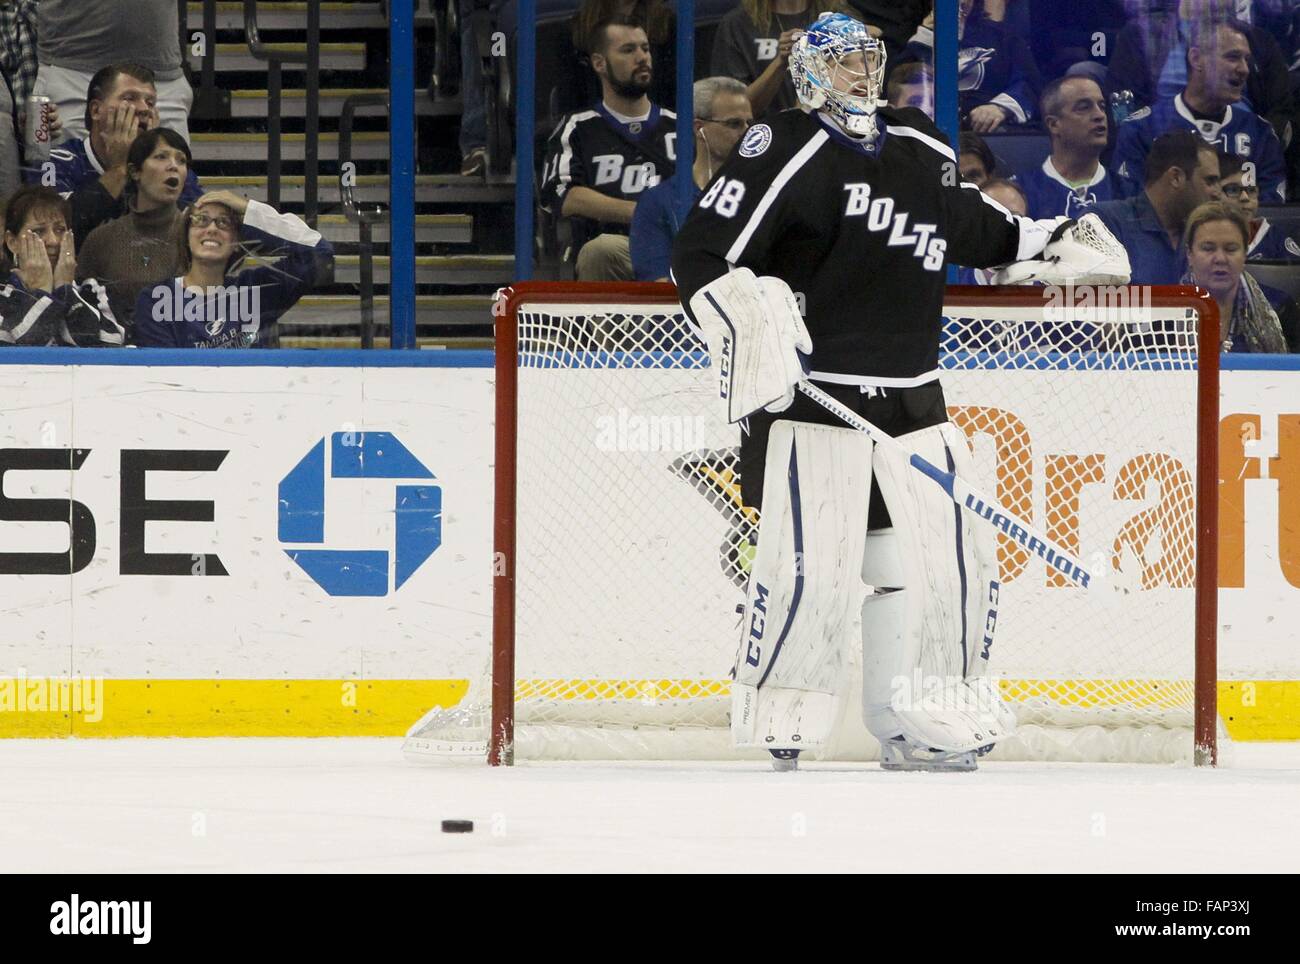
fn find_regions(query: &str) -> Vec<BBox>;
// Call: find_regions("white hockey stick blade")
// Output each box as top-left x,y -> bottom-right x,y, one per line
795,380 -> 1128,593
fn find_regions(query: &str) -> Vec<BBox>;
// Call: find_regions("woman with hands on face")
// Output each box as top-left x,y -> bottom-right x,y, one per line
133,189 -> 333,349
0,184 -> 124,346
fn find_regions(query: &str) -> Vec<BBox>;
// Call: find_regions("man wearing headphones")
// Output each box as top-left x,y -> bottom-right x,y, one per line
629,76 -> 753,282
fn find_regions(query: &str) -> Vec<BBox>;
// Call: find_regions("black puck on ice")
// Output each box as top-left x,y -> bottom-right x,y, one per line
441,819 -> 474,833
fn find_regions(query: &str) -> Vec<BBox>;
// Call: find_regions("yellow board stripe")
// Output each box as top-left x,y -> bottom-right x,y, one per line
0,679 -> 1295,740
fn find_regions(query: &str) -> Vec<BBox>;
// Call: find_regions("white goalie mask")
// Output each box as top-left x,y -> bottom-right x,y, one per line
789,12 -> 887,139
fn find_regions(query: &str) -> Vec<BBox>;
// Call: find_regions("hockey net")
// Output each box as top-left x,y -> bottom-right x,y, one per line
405,282 -> 1219,765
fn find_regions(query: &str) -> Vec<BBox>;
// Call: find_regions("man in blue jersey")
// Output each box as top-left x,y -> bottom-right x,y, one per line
1112,18 -> 1287,202
35,63 -> 203,203
1015,75 -> 1115,220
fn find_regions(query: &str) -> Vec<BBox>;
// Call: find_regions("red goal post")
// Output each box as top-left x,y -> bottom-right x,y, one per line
488,282 -> 1220,766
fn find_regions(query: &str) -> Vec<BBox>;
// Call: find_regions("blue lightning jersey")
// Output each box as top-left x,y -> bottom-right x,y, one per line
1248,217 -> 1300,262
1014,158 -> 1115,221
1113,94 -> 1287,202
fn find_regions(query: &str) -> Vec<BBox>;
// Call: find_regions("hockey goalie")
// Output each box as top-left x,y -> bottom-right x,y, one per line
671,12 -> 1130,772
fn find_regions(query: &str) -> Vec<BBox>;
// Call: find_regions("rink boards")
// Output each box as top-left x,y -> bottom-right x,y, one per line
0,348 -> 1296,738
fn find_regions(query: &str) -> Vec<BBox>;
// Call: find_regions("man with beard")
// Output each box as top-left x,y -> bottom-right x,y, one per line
1113,18 -> 1287,202
540,18 -> 676,281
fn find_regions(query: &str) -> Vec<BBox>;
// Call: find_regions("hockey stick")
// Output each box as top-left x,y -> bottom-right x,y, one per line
796,380 -> 1110,591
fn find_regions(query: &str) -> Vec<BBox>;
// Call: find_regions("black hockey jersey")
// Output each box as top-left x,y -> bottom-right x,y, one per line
673,106 -> 1040,384
540,102 -> 677,239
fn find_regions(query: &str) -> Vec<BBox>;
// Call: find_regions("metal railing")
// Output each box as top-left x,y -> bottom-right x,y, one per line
182,0 -> 231,120
340,93 -> 391,349
243,0 -> 321,223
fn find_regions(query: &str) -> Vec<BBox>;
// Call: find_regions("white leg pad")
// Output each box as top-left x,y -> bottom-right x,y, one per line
861,421 -> 1017,753
731,420 -> 872,751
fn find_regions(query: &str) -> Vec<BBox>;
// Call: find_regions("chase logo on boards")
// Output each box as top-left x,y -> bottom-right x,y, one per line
278,432 -> 442,597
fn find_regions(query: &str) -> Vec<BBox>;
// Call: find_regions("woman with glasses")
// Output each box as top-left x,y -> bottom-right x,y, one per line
1217,151 -> 1300,263
133,190 -> 333,348
0,185 -> 124,346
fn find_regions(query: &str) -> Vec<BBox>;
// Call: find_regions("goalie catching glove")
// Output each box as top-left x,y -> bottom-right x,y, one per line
992,213 -> 1132,286
688,268 -> 812,423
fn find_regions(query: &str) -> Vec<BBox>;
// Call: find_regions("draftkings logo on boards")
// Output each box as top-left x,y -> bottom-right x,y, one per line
49,894 -> 151,944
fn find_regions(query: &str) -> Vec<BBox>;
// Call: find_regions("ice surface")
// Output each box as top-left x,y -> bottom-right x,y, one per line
1,738 -> 1297,872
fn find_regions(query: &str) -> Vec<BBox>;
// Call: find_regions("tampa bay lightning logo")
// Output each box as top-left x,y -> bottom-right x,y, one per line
739,124 -> 772,158
278,432 -> 441,596
957,47 -> 996,92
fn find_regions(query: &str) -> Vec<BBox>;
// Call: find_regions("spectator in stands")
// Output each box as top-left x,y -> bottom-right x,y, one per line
956,177 -> 1027,283
541,18 -> 676,281
40,65 -> 203,236
0,53 -> 21,199
455,0 -> 490,177
710,0 -> 824,119
75,128 -> 195,333
0,184 -> 123,345
1107,1 -> 1294,146
1016,75 -> 1116,219
630,77 -> 751,282
983,176 -> 1028,215
134,191 -> 333,349
573,0 -> 676,108
1217,150 -> 1300,260
1113,18 -> 1289,201
845,0 -> 928,65
886,61 -> 934,116
1182,201 -> 1297,351
899,0 -> 1042,132
1095,129 -> 1222,284
33,0 -> 193,144
959,131 -> 997,185
1,0 -> 64,192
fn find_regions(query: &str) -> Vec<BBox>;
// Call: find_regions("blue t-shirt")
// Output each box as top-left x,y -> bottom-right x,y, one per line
1093,192 -> 1185,286
630,174 -> 701,282
1113,94 -> 1287,202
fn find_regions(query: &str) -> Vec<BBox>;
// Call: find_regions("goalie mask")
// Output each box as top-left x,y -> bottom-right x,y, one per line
789,12 -> 887,139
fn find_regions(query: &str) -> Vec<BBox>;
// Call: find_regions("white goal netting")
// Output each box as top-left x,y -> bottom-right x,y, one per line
406,286 -> 1215,764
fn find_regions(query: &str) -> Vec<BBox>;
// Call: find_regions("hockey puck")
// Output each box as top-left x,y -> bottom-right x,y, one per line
441,819 -> 474,833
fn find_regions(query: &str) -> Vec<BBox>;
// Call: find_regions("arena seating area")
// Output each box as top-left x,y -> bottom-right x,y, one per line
0,0 -> 1297,348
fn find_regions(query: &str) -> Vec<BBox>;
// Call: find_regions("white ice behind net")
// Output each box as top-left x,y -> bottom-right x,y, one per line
405,293 -> 1208,763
